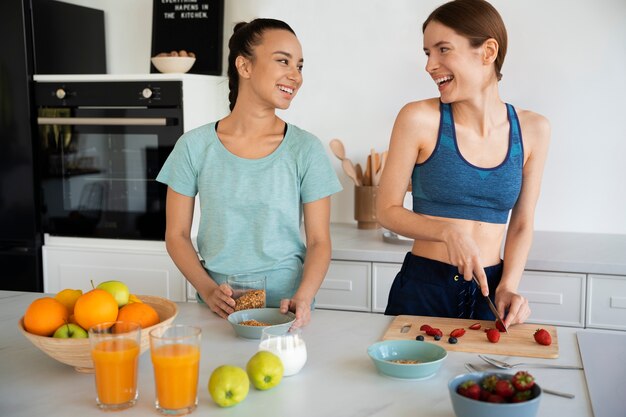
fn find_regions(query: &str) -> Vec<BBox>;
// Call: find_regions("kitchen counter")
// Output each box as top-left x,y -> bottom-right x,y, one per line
0,290 -> 595,417
330,223 -> 626,276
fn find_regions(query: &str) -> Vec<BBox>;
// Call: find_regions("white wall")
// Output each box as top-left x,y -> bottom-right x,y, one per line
56,0 -> 626,235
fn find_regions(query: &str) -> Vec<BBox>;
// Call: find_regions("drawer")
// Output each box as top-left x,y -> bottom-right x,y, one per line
372,263 -> 401,313
317,261 -> 371,311
587,274 -> 626,330
517,270 -> 586,327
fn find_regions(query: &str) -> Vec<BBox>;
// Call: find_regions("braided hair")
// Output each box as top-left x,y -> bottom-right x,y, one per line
227,18 -> 296,111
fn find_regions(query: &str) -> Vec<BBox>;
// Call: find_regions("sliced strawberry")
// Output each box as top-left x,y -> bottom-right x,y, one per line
486,328 -> 500,343
450,328 -> 466,338
419,324 -> 432,332
534,328 -> 552,346
469,322 -> 482,330
426,327 -> 443,337
512,371 -> 535,391
495,320 -> 507,332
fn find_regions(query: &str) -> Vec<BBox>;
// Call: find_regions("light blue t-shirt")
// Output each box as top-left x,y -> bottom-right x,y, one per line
156,122 -> 342,306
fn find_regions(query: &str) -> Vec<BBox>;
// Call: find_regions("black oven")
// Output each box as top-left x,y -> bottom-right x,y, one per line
35,81 -> 184,240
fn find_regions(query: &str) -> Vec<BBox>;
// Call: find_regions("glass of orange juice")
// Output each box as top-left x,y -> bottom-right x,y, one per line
150,324 -> 201,415
89,321 -> 141,411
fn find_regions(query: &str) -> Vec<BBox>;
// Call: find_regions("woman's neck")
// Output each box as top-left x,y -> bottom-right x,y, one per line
451,83 -> 506,138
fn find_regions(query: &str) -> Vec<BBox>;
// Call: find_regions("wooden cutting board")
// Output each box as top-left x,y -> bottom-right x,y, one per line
382,315 -> 559,359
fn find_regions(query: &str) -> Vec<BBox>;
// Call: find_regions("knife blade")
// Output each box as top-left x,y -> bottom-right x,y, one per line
471,275 -> 508,333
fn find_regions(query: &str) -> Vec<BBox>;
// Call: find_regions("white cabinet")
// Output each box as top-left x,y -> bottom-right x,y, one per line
316,261 -> 371,311
517,271 -> 586,327
586,274 -> 626,331
372,263 -> 401,313
43,237 -> 187,301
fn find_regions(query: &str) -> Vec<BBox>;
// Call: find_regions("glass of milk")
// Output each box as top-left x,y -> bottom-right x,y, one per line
258,326 -> 307,376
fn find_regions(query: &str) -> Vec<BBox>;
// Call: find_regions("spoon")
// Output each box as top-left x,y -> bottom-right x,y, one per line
372,150 -> 387,186
342,158 -> 361,186
329,139 -> 346,161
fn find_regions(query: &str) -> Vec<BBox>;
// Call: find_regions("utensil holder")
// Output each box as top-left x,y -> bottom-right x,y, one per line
354,186 -> 380,229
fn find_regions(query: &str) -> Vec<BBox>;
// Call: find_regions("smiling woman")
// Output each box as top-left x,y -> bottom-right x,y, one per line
377,0 -> 550,327
156,18 -> 341,329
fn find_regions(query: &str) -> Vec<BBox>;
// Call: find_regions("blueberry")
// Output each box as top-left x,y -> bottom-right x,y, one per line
415,335 -> 425,341
434,334 -> 442,341
448,336 -> 458,344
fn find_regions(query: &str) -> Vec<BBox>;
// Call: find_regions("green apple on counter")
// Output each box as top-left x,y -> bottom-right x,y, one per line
246,351 -> 283,390
96,280 -> 130,307
53,323 -> 88,338
208,365 -> 250,407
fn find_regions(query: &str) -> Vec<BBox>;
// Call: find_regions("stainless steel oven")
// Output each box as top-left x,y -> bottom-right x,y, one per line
35,81 -> 184,240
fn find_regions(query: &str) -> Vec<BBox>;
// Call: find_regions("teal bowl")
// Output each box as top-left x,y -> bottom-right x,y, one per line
448,372 -> 541,417
227,308 -> 296,339
367,340 -> 447,380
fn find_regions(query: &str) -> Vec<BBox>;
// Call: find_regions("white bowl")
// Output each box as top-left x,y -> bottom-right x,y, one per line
151,56 -> 196,74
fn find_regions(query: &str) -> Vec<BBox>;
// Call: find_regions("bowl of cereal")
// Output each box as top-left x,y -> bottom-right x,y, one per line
367,339 -> 447,380
227,308 -> 296,339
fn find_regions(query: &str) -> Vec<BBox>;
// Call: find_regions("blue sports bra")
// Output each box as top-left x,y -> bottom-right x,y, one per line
411,102 -> 524,224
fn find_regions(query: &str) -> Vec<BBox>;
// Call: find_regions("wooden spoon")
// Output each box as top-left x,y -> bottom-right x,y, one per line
355,163 -> 364,186
342,158 -> 362,186
329,138 -> 346,161
373,151 -> 387,186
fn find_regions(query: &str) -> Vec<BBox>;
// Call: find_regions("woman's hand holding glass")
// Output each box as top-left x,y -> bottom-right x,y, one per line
202,283 -> 235,319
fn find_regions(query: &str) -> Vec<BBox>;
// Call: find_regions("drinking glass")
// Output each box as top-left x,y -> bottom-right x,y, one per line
259,326 -> 307,376
89,321 -> 141,411
227,273 -> 266,311
150,324 -> 201,416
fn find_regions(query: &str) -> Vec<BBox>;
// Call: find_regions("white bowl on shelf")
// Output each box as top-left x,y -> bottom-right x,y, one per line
151,56 -> 196,74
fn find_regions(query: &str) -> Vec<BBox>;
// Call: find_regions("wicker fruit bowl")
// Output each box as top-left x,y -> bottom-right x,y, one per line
18,295 -> 178,373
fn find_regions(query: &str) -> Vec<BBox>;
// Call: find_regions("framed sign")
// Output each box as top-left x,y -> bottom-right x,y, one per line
151,0 -> 224,75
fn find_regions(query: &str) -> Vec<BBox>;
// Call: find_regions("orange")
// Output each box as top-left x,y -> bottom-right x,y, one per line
117,302 -> 160,328
23,297 -> 69,336
54,288 -> 83,314
74,289 -> 119,331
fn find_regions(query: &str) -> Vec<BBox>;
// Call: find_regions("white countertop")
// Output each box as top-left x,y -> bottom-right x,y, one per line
330,223 -> 626,276
0,290 -> 595,417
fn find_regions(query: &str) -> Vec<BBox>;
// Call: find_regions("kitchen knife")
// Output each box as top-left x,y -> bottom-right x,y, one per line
472,275 -> 508,333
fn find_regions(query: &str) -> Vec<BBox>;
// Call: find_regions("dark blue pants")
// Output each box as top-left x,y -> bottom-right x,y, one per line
384,252 -> 503,319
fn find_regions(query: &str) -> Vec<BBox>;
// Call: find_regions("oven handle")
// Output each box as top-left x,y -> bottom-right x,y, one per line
37,117 -> 167,126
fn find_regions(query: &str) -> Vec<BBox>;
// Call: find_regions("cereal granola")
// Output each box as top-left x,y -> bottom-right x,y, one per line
238,319 -> 271,327
234,289 -> 266,311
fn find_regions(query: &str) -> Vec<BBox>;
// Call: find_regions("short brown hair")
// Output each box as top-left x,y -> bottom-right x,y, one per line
423,0 -> 507,81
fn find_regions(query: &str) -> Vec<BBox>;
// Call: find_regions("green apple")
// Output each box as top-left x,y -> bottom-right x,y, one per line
208,365 -> 249,407
246,351 -> 283,390
96,280 -> 130,307
53,323 -> 88,338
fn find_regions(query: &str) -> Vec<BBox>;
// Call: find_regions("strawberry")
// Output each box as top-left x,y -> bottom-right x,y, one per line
511,390 -> 533,403
487,394 -> 506,403
495,320 -> 507,332
419,324 -> 432,332
512,371 -> 535,391
469,322 -> 481,330
494,379 -> 515,398
534,328 -> 552,346
457,380 -> 481,400
486,328 -> 500,343
479,388 -> 492,401
426,327 -> 443,337
481,374 -> 499,392
450,328 -> 466,338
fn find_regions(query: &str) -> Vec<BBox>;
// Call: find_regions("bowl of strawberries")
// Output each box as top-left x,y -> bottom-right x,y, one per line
448,370 -> 541,417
